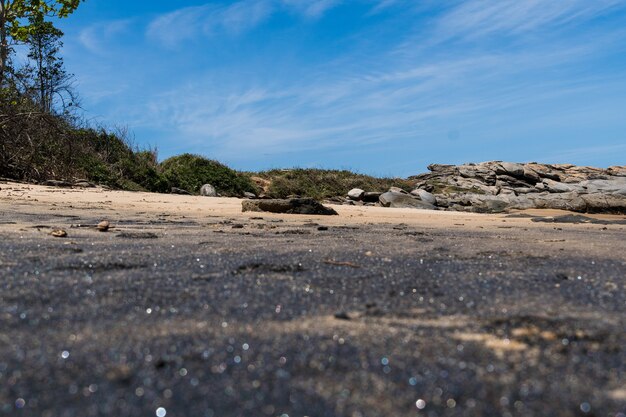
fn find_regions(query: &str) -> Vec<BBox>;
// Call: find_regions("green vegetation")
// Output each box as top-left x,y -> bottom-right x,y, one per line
160,154 -> 257,196
255,168 -> 413,199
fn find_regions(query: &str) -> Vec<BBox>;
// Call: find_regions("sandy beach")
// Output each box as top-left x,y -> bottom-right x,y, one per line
1,181 -> 625,417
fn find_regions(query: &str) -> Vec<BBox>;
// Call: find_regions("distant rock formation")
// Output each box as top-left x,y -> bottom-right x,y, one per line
345,162 -> 626,214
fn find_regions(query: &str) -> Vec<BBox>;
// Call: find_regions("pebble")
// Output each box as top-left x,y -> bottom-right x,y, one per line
97,221 -> 110,232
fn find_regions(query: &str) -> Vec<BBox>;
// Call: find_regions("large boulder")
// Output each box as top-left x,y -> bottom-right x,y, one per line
496,162 -> 525,178
362,192 -> 382,203
542,179 -> 584,193
200,184 -> 217,197
579,178 -> 626,193
580,193 -> 626,214
242,199 -> 338,215
530,192 -> 588,212
410,189 -> 437,205
379,192 -> 435,210
347,188 -> 365,201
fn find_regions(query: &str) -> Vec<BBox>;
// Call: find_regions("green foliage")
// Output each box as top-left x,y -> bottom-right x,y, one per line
160,154 -> 258,196
7,0 -> 82,41
256,168 -> 413,199
71,129 -> 169,192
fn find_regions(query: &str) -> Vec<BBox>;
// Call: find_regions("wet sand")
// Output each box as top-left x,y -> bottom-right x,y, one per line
1,182 -> 625,417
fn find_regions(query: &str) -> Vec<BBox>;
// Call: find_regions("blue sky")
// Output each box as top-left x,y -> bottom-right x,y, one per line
55,0 -> 626,176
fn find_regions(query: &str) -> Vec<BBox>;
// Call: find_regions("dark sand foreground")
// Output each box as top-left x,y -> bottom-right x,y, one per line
1,182 -> 625,417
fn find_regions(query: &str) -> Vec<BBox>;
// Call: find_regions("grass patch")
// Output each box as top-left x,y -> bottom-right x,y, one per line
254,168 -> 413,199
160,154 -> 258,196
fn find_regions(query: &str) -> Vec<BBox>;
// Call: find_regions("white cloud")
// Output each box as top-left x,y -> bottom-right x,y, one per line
146,0 -> 352,46
280,0 -> 342,18
146,1 -> 274,46
78,19 -> 132,54
434,0 -> 625,41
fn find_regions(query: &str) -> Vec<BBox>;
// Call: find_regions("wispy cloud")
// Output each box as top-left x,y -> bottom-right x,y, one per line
280,0 -> 343,18
147,0 -> 380,46
78,19 -> 132,54
434,0 -> 626,41
146,1 -> 274,47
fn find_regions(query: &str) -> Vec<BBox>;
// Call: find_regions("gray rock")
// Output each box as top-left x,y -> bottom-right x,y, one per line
74,181 -> 96,188
522,167 -> 541,183
507,195 -> 536,210
427,164 -> 456,174
580,193 -> 626,214
410,189 -> 437,205
242,199 -> 338,215
496,174 -> 533,188
497,162 -> 525,177
347,188 -> 365,200
513,187 -> 538,194
531,192 -> 588,212
579,178 -> 626,193
43,180 -> 72,187
200,184 -> 217,197
388,187 -> 409,195
362,192 -> 382,203
171,187 -> 191,195
542,179 -> 583,193
451,194 -> 510,213
452,178 -> 498,195
457,165 -> 496,185
410,161 -> 626,214
498,188 -> 517,196
379,192 -> 435,210
243,192 -> 257,199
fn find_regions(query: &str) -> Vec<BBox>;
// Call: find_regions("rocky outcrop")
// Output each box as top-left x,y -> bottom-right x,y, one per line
345,162 -> 626,214
409,162 -> 626,214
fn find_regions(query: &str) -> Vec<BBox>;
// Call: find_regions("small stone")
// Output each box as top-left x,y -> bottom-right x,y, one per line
334,311 -> 351,320
243,192 -> 256,199
97,221 -> 110,232
50,229 -> 67,238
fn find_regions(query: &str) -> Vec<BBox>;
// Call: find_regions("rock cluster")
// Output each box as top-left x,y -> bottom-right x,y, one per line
346,162 -> 626,214
346,187 -> 437,210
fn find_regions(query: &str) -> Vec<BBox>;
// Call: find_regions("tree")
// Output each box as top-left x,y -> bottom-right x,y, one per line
0,0 -> 81,88
25,13 -> 76,113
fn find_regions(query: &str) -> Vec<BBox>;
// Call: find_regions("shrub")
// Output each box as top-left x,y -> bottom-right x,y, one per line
256,168 -> 413,199
160,153 -> 258,196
